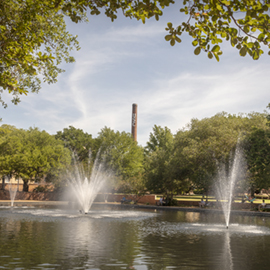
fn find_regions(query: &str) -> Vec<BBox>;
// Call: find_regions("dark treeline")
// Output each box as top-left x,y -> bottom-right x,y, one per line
1,107 -> 270,198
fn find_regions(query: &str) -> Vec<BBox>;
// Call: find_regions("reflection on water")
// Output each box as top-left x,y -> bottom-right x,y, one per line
185,212 -> 200,223
223,232 -> 233,270
1,206 -> 270,270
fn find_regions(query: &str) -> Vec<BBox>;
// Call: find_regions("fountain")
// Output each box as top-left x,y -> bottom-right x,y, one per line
66,152 -> 113,214
1,152 -> 270,270
8,181 -> 17,207
2,143 -> 270,270
215,141 -> 246,229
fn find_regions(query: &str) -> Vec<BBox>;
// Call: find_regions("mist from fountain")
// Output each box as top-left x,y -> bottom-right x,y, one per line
215,142 -> 245,228
66,152 -> 113,214
8,182 -> 17,207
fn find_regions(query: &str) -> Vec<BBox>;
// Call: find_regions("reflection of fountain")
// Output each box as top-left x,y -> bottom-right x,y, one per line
215,142 -> 245,228
1,205 -> 270,269
222,232 -> 233,270
8,183 -> 17,207
66,153 -> 113,214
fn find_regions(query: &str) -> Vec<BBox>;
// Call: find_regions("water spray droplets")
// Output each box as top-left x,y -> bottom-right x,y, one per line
66,151 -> 113,214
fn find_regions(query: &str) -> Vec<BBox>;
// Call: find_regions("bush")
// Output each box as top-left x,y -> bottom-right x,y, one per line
167,198 -> 178,206
261,208 -> 270,212
33,185 -> 48,193
193,189 -> 203,195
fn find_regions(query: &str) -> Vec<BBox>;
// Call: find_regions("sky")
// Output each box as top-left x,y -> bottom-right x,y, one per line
1,3 -> 270,146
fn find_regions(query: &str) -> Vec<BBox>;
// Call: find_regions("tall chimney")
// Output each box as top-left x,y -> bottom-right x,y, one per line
131,103 -> 138,142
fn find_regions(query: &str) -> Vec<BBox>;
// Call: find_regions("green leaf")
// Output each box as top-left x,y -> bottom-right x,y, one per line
167,22 -> 173,29
239,47 -> 247,56
170,39 -> 175,46
247,42 -> 253,49
216,5 -> 223,11
212,45 -> 220,53
258,33 -> 265,41
175,36 -> 182,43
208,52 -> 213,59
212,15 -> 218,21
251,10 -> 258,18
252,51 -> 260,60
192,40 -> 198,46
213,53 -> 220,62
221,32 -> 226,38
165,35 -> 172,41
194,46 -> 201,55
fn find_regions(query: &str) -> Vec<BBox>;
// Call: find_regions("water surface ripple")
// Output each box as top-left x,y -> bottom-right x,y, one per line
1,205 -> 270,270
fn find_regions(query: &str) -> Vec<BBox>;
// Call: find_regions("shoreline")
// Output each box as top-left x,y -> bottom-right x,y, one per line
1,200 -> 270,217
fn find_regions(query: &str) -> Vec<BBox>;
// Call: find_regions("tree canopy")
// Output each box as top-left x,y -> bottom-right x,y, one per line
245,128 -> 270,192
143,112 -> 269,196
144,125 -> 177,195
0,0 -> 80,108
1,107 -> 270,195
244,104 -> 270,192
2,0 -> 270,107
55,126 -> 95,162
165,0 -> 270,61
97,127 -> 144,181
173,112 -> 268,193
0,127 -> 71,191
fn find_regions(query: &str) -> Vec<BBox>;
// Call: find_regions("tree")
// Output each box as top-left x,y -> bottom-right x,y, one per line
267,103 -> 270,125
165,0 -> 270,61
144,125 -> 178,197
96,127 -> 144,189
55,126 -> 95,162
0,0 -> 81,108
0,124 -> 17,137
2,1 -> 270,107
0,127 -> 71,191
245,128 -> 270,194
173,112 -> 268,194
145,125 -> 174,154
0,124 -> 18,190
173,129 -> 218,194
63,0 -> 270,61
245,104 -> 270,193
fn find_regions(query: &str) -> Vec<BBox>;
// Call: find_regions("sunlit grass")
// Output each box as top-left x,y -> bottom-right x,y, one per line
155,194 -> 270,204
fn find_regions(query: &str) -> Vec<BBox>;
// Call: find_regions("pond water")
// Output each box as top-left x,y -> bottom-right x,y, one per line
1,205 -> 270,270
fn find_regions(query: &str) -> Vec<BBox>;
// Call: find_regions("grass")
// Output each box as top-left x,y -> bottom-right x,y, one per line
155,195 -> 270,204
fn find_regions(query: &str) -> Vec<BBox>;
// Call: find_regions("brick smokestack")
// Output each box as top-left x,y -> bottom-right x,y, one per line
131,103 -> 138,142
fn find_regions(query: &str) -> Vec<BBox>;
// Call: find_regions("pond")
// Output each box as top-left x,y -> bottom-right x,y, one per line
1,204 -> 270,270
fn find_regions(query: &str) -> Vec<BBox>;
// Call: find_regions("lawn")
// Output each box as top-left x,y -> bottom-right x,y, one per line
155,194 -> 270,204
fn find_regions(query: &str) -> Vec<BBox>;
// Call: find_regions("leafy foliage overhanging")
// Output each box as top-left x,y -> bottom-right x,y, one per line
1,0 -> 270,107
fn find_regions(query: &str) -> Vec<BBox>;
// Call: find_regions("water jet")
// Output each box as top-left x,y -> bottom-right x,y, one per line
215,140 -> 245,228
8,182 -> 17,207
66,151 -> 113,214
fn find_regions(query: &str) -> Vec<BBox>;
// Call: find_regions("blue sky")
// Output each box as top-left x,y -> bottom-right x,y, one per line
1,4 -> 270,146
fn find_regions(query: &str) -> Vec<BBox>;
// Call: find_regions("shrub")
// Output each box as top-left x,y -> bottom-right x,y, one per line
167,198 -> 178,206
33,185 -> 48,193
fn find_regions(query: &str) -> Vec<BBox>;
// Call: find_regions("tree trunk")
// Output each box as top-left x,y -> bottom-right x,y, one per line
250,185 -> 255,198
23,180 -> 29,192
1,176 -> 5,190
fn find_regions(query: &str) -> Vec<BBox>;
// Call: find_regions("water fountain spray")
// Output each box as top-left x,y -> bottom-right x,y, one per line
8,181 -> 17,207
66,151 -> 113,214
215,140 -> 245,229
